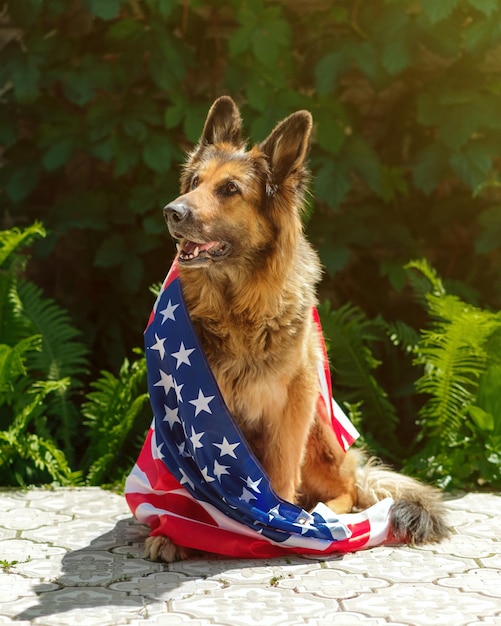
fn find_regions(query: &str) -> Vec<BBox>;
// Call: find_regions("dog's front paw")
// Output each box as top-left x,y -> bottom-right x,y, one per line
144,535 -> 189,562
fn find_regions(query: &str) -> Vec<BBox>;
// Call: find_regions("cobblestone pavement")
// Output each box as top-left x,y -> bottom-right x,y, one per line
0,488 -> 500,625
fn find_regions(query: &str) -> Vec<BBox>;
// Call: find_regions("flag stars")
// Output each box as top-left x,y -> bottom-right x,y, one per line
189,389 -> 215,416
201,466 -> 215,483
171,342 -> 196,369
173,379 -> 184,403
177,441 -> 190,457
154,370 -> 173,395
214,437 -> 240,459
154,442 -> 165,460
149,333 -> 166,359
213,459 -> 230,481
244,476 -> 262,493
159,299 -> 179,323
189,426 -> 204,450
163,405 -> 180,428
268,505 -> 284,520
240,487 -> 257,503
179,468 -> 194,490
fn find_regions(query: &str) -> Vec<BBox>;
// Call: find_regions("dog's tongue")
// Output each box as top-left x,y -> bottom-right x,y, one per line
181,240 -> 217,254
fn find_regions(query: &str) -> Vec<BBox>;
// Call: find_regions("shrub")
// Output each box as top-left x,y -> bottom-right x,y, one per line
0,223 -> 86,485
320,260 -> 501,490
1,0 -> 500,488
1,0 -> 500,376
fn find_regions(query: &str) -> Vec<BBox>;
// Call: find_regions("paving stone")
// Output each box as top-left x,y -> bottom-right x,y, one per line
170,585 -> 336,626
0,538 -> 66,564
436,567 -> 501,598
1,508 -> 72,531
342,583 -> 500,626
0,488 -> 499,626
322,544 -> 478,583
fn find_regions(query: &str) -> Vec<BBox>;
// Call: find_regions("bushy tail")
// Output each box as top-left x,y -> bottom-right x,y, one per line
354,455 -> 450,544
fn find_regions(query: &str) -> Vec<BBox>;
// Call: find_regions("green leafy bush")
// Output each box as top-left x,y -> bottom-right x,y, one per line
83,350 -> 148,487
0,223 -> 86,485
405,260 -> 501,489
0,223 -> 149,487
2,0 -> 500,375
320,260 -> 501,490
1,0 -> 501,489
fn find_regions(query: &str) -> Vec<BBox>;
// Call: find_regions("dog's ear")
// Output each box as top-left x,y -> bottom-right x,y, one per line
200,96 -> 242,146
260,111 -> 312,185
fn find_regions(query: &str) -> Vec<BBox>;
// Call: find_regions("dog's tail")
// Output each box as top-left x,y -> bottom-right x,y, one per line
353,453 -> 450,544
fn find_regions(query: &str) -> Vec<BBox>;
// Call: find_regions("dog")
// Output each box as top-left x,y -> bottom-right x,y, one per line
144,96 -> 449,562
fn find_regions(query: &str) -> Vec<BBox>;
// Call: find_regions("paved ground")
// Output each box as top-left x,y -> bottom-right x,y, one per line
0,488 -> 500,625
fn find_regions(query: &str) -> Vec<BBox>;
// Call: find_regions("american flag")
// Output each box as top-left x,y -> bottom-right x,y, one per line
125,260 -> 393,558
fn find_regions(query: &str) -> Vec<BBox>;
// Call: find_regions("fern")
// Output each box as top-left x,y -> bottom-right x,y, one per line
83,352 -> 148,486
0,379 -> 79,486
412,279 -> 500,440
0,223 -> 88,485
374,316 -> 420,355
18,280 -> 88,379
16,280 -> 89,460
0,225 -> 43,346
403,260 -> 501,489
405,258 -> 445,300
318,301 -> 401,458
0,222 -> 45,269
415,301 -> 498,438
0,336 -> 42,403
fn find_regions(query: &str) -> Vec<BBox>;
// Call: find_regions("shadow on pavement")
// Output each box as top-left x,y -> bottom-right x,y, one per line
14,516 -> 330,621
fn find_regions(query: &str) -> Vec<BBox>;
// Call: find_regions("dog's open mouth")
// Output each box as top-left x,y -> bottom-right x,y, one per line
175,237 -> 231,264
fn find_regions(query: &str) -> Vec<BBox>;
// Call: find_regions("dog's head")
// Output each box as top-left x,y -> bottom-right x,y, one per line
164,96 -> 312,270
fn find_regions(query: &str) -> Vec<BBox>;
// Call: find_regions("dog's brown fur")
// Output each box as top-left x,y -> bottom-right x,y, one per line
145,96 -> 449,562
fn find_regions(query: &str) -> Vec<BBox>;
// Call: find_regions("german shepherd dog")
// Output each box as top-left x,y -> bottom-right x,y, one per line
145,96 -> 449,562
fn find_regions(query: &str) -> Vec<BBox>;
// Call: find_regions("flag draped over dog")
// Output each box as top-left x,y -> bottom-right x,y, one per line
125,260 -> 394,558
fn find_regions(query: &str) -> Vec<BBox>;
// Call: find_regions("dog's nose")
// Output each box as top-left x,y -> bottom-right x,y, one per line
163,201 -> 190,225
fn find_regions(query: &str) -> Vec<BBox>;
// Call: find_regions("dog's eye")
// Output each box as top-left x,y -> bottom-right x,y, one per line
224,181 -> 239,195
191,175 -> 199,189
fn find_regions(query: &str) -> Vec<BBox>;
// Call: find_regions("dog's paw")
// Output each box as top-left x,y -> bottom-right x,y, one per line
144,535 -> 189,562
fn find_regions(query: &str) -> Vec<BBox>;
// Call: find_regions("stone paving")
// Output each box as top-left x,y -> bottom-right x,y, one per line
0,488 -> 500,625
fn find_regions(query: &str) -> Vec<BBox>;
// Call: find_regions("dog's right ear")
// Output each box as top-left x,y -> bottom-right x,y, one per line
200,96 -> 242,146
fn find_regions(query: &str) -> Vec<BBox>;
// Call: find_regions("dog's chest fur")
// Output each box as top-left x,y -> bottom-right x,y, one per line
178,259 -> 319,436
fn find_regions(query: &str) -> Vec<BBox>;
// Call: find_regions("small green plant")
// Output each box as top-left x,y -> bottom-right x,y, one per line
318,301 -> 402,460
0,557 -> 30,571
0,223 -> 86,485
404,260 -> 501,489
82,351 -> 148,486
321,259 -> 501,490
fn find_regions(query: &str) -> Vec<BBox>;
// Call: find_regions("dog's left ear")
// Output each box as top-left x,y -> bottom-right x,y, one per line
200,96 -> 242,146
260,111 -> 313,185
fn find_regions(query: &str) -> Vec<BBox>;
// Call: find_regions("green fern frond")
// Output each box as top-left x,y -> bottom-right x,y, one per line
408,260 -> 501,440
0,430 -> 79,486
149,282 -> 162,298
0,336 -> 42,402
15,279 -> 89,459
415,296 -> 500,438
318,301 -> 401,457
374,316 -> 420,354
0,222 -> 45,270
405,259 -> 446,306
0,378 -> 78,486
0,224 -> 46,348
83,354 -> 148,485
0,223 -> 88,485
17,280 -> 88,380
